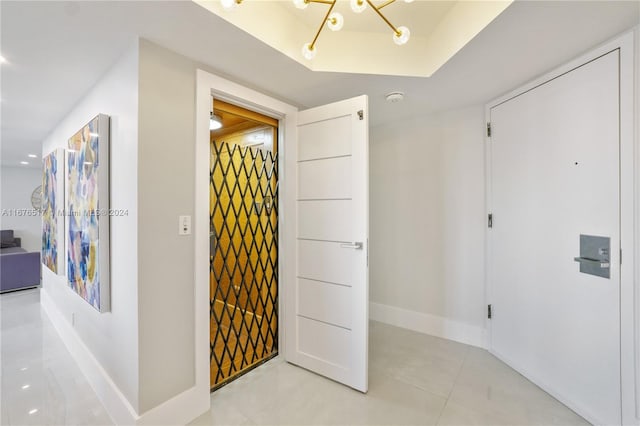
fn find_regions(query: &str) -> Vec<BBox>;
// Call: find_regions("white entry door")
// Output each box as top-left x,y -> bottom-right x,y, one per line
488,51 -> 620,425
285,95 -> 369,392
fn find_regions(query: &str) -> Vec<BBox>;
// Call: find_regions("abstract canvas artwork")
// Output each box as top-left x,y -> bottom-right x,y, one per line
42,149 -> 64,274
66,114 -> 110,312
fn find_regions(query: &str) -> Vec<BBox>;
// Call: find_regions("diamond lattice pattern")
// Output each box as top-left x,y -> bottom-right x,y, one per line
210,139 -> 278,390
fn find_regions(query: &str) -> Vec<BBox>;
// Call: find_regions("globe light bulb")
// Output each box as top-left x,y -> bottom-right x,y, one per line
293,0 -> 309,9
393,26 -> 410,45
220,0 -> 238,10
327,12 -> 344,31
404,0 -> 415,2
302,43 -> 317,60
350,0 -> 367,13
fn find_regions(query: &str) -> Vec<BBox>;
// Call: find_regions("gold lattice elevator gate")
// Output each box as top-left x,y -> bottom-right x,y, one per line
209,100 -> 278,390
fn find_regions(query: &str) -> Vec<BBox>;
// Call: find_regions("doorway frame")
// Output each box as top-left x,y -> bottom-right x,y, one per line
484,30 -> 636,425
194,69 -> 298,409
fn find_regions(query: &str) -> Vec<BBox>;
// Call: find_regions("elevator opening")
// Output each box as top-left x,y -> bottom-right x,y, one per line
209,99 -> 278,391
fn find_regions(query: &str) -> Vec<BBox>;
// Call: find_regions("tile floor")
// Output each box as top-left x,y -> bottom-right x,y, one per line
1,288 -> 589,426
0,289 -> 112,425
191,321 -> 589,426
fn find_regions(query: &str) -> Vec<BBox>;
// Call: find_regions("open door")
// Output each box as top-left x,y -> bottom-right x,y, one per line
285,95 -> 369,392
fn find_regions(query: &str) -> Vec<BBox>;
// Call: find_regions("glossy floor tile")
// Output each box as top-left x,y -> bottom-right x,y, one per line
192,321 -> 589,426
1,289 -> 113,426
2,289 -> 588,426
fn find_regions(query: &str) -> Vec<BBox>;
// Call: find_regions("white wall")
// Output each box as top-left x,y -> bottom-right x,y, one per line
369,106 -> 487,346
38,38 -> 214,423
0,166 -> 42,252
136,39 -> 196,413
41,40 -> 140,412
38,37 -> 209,423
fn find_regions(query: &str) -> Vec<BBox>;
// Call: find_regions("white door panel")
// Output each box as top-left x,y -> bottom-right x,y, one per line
298,157 -> 352,200
298,115 -> 352,161
298,278 -> 352,329
298,316 -> 351,368
286,95 -> 368,392
489,51 -> 620,425
298,240 -> 353,285
298,200 -> 354,241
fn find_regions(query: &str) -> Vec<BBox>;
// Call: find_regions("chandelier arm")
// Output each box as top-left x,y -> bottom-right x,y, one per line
308,0 -> 334,4
365,0 -> 400,35
309,0 -> 337,50
376,0 -> 396,10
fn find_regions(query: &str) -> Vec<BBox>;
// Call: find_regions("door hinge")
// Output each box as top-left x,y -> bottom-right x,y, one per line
487,122 -> 492,137
488,213 -> 493,228
357,110 -> 364,121
488,304 -> 492,319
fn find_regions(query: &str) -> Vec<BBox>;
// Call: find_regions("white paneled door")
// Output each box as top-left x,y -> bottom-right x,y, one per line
489,51 -> 620,425
286,95 -> 369,392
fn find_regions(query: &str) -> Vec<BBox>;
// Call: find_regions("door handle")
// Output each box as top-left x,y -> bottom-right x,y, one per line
340,242 -> 363,250
573,257 -> 610,269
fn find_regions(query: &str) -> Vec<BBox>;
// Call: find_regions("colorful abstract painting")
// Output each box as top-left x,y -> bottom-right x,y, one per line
42,149 -> 64,273
66,115 -> 110,312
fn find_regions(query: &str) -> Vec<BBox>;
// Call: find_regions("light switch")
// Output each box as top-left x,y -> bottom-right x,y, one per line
179,215 -> 191,235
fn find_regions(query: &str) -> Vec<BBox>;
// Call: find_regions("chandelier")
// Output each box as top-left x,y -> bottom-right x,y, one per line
220,0 -> 413,60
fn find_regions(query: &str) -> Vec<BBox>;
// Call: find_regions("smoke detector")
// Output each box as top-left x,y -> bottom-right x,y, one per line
385,92 -> 405,103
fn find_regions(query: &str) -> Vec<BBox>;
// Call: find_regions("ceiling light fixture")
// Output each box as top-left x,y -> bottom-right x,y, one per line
28,154 -> 38,158
350,0 -> 366,13
0,55 -> 6,64
220,0 -> 412,60
210,112 -> 223,130
220,0 -> 242,10
20,161 -> 29,165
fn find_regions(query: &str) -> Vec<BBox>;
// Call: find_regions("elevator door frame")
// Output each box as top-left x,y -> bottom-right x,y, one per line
195,69 -> 299,413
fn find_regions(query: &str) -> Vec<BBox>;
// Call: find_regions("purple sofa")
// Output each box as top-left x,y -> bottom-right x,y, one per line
1,230 -> 40,292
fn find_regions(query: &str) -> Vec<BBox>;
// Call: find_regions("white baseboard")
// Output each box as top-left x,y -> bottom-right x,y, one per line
369,302 -> 487,348
40,288 -> 209,425
136,384 -> 210,426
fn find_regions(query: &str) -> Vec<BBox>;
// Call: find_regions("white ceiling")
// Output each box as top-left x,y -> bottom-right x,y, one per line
1,1 -> 638,168
198,0 -> 512,77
